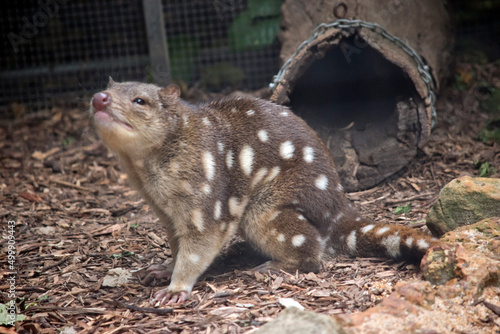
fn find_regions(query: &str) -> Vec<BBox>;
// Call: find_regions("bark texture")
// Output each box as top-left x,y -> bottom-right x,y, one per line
271,0 -> 452,190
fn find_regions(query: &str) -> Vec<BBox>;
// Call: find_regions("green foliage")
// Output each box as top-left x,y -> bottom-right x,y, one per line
477,118 -> 500,144
480,86 -> 500,114
473,160 -> 498,177
228,0 -> 283,52
201,63 -> 245,91
109,250 -> 135,259
167,35 -> 200,83
248,0 -> 282,18
394,203 -> 412,215
62,136 -> 75,147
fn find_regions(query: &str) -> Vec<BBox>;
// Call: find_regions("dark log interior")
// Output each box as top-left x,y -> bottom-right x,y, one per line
284,34 -> 423,190
290,34 -> 417,134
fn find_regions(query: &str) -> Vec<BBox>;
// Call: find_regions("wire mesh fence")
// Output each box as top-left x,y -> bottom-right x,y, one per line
0,0 -> 498,120
0,0 -> 149,118
0,0 -> 282,119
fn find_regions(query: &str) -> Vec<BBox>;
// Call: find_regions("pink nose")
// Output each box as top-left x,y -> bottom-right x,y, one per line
92,92 -> 111,110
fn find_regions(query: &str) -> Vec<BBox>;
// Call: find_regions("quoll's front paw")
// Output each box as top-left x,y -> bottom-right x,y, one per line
153,288 -> 189,305
144,263 -> 173,285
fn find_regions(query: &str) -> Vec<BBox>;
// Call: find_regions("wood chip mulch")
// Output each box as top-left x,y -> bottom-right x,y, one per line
0,61 -> 499,333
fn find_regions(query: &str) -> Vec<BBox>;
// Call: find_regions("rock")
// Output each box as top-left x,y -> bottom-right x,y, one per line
256,306 -> 346,334
426,176 -> 500,236
335,218 -> 500,333
338,278 -> 500,333
422,217 -> 500,292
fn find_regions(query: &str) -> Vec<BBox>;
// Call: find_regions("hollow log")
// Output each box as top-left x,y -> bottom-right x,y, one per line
271,0 -> 452,191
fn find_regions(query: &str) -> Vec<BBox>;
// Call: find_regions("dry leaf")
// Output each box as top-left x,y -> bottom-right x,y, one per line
102,268 -> 133,287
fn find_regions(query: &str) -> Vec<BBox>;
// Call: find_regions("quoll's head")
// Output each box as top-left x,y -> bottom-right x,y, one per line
90,78 -> 181,155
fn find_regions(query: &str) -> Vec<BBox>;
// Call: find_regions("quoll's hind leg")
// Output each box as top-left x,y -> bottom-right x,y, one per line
243,209 -> 325,274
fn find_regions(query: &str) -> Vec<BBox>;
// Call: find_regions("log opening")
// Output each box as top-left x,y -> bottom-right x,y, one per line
290,34 -> 417,130
272,29 -> 428,191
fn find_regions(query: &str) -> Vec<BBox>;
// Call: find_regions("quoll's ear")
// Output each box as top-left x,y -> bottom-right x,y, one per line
159,84 -> 181,106
108,76 -> 116,88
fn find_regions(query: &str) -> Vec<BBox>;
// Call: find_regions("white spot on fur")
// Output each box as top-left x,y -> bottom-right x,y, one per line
355,217 -> 361,222
361,224 -> 375,233
328,247 -> 337,257
347,230 -> 357,252
281,111 -> 289,116
323,212 -> 331,219
405,237 -> 414,248
292,234 -> 306,247
135,159 -> 144,168
202,117 -> 211,126
280,141 -> 295,159
188,254 -> 200,264
180,181 -> 193,194
264,166 -> 280,182
202,183 -> 211,194
220,222 -> 227,231
303,146 -> 314,163
218,142 -> 224,154
228,197 -> 247,218
231,107 -> 238,113
333,212 -> 344,223
251,168 -> 268,188
246,109 -> 255,116
203,151 -> 216,182
239,145 -> 254,176
298,214 -> 306,221
277,233 -> 285,242
337,184 -> 344,192
268,210 -> 281,222
182,114 -> 190,127
226,150 -> 234,169
376,226 -> 391,235
270,228 -> 277,236
257,130 -> 269,142
417,239 -> 430,250
315,174 -> 329,190
191,209 -> 204,232
317,236 -> 327,250
226,220 -> 238,237
170,161 -> 180,174
214,201 -> 222,220
381,234 -> 401,258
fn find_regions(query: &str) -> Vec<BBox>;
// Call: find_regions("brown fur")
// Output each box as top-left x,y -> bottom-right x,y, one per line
90,80 -> 437,304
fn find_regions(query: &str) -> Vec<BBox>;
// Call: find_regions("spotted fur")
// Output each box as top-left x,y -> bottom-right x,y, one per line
91,80 -> 438,304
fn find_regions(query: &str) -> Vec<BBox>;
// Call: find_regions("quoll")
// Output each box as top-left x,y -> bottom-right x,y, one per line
91,79 -> 437,305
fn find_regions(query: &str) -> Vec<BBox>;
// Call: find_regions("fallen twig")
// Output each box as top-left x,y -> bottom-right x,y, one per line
50,177 -> 95,192
104,299 -> 174,314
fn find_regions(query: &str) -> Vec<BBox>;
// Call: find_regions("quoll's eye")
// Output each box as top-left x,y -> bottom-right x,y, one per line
133,98 -> 146,105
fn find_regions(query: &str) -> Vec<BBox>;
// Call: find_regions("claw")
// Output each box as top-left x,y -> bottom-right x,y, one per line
153,288 -> 188,305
